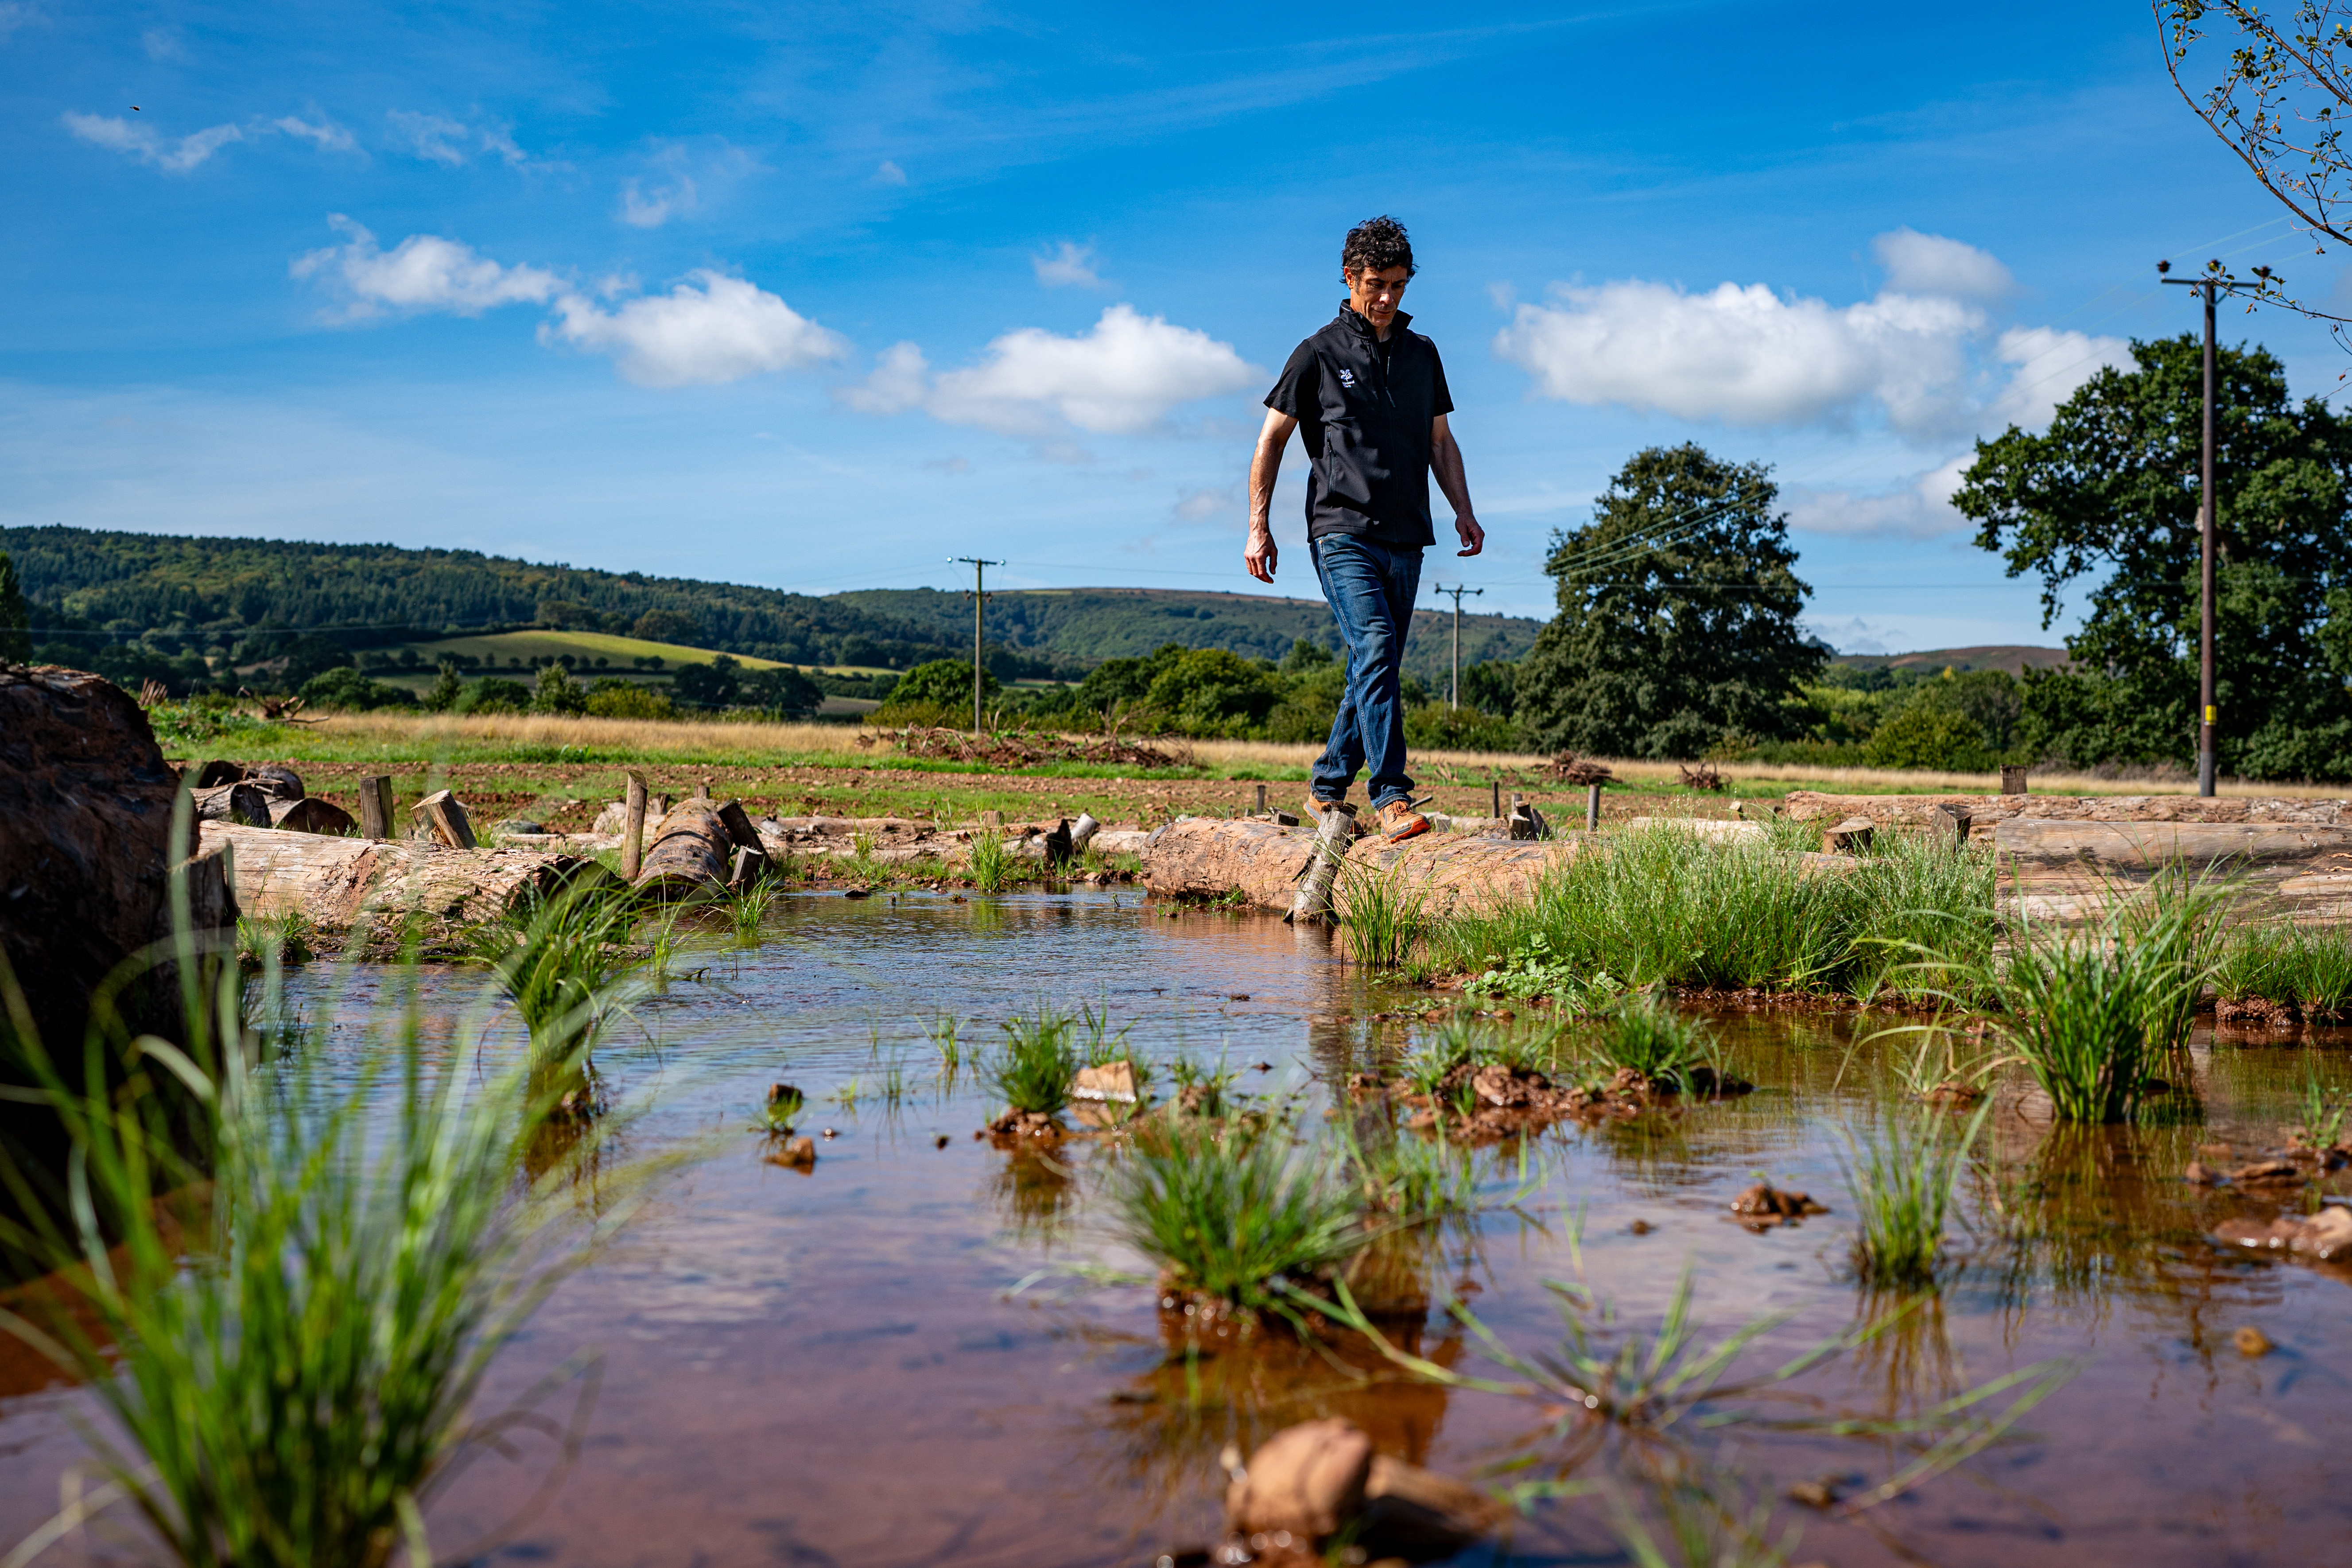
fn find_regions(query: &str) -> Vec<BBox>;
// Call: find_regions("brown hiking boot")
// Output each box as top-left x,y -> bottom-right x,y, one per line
1377,800 -> 1430,843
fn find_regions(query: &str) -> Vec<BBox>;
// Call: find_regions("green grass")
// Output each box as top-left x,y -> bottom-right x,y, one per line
1584,998 -> 1719,1091
1341,862 -> 1430,970
2216,921 -> 2352,1018
717,877 -> 771,944
1982,928 -> 2182,1123
471,879 -> 638,1072
0,915 -> 627,1568
1428,828 -> 1997,1000
236,909 -> 316,969
984,1006 -> 1084,1116
1109,1120 -> 1363,1311
2296,1063 -> 2349,1149
967,830 -> 1013,893
1840,1104 -> 1987,1286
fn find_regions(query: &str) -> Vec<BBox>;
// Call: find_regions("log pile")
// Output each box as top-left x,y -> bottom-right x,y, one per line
201,821 -> 617,943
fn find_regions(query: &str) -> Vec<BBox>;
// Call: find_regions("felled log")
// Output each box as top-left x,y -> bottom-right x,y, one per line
268,796 -> 357,834
1626,816 -> 1765,845
199,821 -> 617,936
1821,816 -> 1876,854
634,798 -> 734,899
196,760 -> 305,800
194,781 -> 271,826
1786,790 -> 2352,842
1997,817 -> 2352,927
1147,817 -> 1321,907
1,665 -> 240,1056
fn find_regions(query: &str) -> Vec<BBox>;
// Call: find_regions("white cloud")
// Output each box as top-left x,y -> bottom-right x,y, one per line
1173,484 -> 1242,523
618,174 -> 697,228
837,342 -> 931,415
291,217 -> 561,318
874,159 -> 907,185
64,111 -> 243,172
924,455 -> 972,475
1495,227 -> 2130,455
1872,228 -> 2014,302
1786,457 -> 1976,540
386,109 -> 469,165
891,305 -> 1261,435
1033,241 -> 1104,289
140,26 -> 182,59
291,221 -> 848,389
544,271 -> 849,388
271,114 -> 355,153
0,3 -> 45,43
1985,325 -> 2132,428
1494,276 -> 1982,435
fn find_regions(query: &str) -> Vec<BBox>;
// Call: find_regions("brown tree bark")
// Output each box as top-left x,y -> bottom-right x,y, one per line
634,798 -> 733,899
199,821 -> 618,939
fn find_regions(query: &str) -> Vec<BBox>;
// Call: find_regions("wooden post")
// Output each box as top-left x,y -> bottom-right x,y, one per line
714,798 -> 761,850
1586,783 -> 1602,833
2001,765 -> 2030,796
1043,818 -> 1074,868
1822,816 -> 1876,854
1286,801 -> 1357,925
652,793 -> 671,818
1491,779 -> 1502,819
699,776 -> 714,800
357,776 -> 394,840
412,789 -> 477,850
1929,804 -> 1970,850
622,772 -> 648,881
730,845 -> 769,889
1070,812 -> 1101,854
1255,783 -> 1268,813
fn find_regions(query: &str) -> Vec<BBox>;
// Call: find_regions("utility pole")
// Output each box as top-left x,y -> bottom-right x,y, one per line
2160,261 -> 2261,797
1432,583 -> 1483,709
949,556 -> 1003,734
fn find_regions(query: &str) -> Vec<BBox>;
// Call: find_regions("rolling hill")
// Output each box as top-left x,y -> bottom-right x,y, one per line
0,525 -> 1545,688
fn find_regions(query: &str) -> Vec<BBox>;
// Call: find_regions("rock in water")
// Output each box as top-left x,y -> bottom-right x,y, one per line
1072,1060 -> 1138,1103
1226,1418 -> 1372,1540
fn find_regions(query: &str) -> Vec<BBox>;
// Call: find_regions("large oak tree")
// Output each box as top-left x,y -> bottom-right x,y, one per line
1515,444 -> 1820,759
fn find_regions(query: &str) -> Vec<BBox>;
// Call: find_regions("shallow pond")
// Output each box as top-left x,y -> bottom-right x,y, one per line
5,890 -> 2352,1566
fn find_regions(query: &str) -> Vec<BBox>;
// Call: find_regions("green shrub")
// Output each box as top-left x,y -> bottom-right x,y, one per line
1863,705 -> 1991,771
1403,702 -> 1520,752
585,680 -> 675,719
1586,997 -> 1718,1089
985,1008 -> 1083,1116
457,676 -> 532,715
531,662 -> 588,715
875,658 -> 992,724
299,666 -> 415,711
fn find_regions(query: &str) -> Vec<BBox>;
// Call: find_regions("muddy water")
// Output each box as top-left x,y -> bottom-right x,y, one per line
5,891 -> 2352,1566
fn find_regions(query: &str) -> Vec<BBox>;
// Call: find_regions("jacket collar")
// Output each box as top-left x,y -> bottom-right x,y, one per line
1337,303 -> 1410,341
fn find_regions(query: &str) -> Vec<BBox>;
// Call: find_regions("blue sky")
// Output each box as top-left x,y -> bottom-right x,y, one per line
0,1 -> 2337,652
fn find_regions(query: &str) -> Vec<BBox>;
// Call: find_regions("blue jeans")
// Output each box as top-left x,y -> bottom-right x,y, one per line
1310,534 -> 1423,809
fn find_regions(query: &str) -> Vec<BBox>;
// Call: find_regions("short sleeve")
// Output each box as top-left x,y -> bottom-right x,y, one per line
1265,339 -> 1319,418
1427,340 -> 1454,418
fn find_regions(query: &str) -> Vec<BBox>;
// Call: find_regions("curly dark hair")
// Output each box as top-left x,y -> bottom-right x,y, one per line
1342,215 -> 1415,277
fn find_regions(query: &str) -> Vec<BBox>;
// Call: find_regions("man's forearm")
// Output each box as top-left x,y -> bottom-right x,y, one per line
1432,432 -> 1474,521
1249,437 -> 1284,531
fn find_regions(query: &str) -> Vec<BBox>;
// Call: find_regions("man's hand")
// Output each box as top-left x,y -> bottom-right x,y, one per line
1245,525 -> 1279,583
1455,514 -> 1485,557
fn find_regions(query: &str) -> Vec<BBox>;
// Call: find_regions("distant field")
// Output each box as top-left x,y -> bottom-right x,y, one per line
403,629 -> 894,677
1833,644 -> 2070,674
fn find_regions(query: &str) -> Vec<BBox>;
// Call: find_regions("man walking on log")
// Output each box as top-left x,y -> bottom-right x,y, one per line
1246,215 -> 1483,844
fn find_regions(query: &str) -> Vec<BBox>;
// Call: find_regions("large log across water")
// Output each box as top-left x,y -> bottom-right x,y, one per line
200,821 -> 618,940
633,798 -> 734,899
1142,817 -> 1584,917
1996,817 -> 2352,927
1786,790 -> 2352,841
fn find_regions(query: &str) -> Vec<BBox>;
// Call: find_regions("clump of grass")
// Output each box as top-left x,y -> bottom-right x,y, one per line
1347,1121 -> 1482,1225
1342,862 -> 1430,970
832,1076 -> 863,1110
718,878 -> 771,944
2219,922 -> 2352,1018
1110,1121 -> 1362,1311
1610,1475 -> 1804,1568
985,1007 -> 1083,1116
1840,1104 -> 1987,1286
474,880 -> 637,1075
927,1014 -> 966,1073
1982,924 -> 2191,1122
0,934 -> 627,1568
235,909 -> 315,969
1168,1052 -> 1242,1118
1585,997 -> 1717,1091
968,830 -> 1012,893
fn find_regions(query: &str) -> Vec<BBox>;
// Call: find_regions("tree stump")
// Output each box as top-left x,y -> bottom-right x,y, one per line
413,789 -> 477,850
357,776 -> 394,840
1821,816 -> 1876,854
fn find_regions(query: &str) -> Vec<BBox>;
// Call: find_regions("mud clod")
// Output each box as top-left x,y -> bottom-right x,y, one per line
1730,1183 -> 1828,1228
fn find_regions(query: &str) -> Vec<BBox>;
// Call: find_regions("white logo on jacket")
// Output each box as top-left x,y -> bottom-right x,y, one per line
1336,367 -> 1355,387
